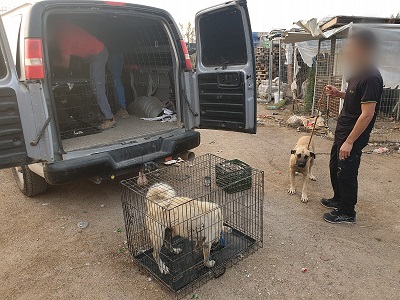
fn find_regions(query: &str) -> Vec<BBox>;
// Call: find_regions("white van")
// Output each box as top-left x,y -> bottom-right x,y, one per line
0,0 -> 256,196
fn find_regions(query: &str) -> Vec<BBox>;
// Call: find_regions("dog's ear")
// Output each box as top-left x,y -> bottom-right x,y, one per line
291,150 -> 296,155
310,152 -> 316,159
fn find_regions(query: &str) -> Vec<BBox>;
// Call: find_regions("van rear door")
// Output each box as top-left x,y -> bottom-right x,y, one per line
189,0 -> 256,133
0,18 -> 38,168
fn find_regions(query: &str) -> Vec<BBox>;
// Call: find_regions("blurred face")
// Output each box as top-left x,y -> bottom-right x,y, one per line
342,38 -> 374,77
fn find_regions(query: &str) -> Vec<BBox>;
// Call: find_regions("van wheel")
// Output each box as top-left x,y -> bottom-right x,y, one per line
12,166 -> 48,197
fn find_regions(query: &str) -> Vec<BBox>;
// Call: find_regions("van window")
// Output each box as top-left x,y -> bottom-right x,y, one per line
2,14 -> 22,65
0,47 -> 6,78
199,7 -> 247,67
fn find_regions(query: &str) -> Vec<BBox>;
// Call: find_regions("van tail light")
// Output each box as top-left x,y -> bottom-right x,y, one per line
25,38 -> 45,80
180,39 -> 192,70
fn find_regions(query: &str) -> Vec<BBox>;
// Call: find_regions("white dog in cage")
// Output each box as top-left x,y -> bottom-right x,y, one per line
146,182 -> 224,275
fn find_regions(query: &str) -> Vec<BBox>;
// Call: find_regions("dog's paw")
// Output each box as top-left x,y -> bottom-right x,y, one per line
288,187 -> 296,195
301,194 -> 309,203
159,260 -> 170,274
309,174 -> 317,181
205,259 -> 215,268
172,247 -> 182,254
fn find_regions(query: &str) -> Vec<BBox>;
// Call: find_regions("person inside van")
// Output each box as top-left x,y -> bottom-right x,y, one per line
107,52 -> 129,119
51,22 -> 116,130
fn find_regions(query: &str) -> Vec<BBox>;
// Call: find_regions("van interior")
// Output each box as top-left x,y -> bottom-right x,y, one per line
46,13 -> 180,153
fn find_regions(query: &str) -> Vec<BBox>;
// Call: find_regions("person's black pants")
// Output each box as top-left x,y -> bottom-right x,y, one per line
329,143 -> 362,215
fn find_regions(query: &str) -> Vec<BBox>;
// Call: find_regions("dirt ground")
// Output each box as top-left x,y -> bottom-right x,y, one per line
1,105 -> 399,300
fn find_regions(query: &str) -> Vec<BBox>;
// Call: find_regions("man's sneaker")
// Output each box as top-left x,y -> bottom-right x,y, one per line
321,198 -> 341,209
99,118 -> 116,130
115,108 -> 130,119
323,210 -> 356,224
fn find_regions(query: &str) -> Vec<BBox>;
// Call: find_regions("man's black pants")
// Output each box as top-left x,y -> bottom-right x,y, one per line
329,143 -> 362,215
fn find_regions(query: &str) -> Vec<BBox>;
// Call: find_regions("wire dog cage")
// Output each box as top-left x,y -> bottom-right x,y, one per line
121,154 -> 264,298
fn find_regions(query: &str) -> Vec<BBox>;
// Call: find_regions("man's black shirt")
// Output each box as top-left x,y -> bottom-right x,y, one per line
334,67 -> 383,150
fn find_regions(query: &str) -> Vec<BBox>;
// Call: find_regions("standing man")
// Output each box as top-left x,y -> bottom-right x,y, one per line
53,22 -> 116,130
321,30 -> 383,224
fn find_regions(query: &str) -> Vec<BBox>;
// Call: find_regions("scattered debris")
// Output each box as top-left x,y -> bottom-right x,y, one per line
320,256 -> 331,262
77,221 -> 89,229
373,147 -> 389,154
164,157 -> 184,166
301,267 -> 307,273
164,159 -> 177,165
41,203 -> 49,206
287,115 -> 303,127
191,293 -> 199,299
100,204 -> 105,208
116,228 -> 123,233
266,99 -> 286,110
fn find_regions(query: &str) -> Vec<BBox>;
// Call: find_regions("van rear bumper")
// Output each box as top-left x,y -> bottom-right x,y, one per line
44,130 -> 200,184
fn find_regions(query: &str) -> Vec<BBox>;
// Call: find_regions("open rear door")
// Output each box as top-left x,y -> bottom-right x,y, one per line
193,0 -> 256,133
0,18 -> 31,168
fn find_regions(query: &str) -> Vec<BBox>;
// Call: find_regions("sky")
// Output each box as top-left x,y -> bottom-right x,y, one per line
1,0 -> 399,32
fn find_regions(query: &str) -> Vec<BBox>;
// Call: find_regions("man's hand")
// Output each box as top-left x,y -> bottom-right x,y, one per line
325,85 -> 346,98
339,141 -> 353,160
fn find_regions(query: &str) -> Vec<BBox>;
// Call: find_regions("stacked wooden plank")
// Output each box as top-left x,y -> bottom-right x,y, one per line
255,47 -> 269,85
255,46 -> 287,86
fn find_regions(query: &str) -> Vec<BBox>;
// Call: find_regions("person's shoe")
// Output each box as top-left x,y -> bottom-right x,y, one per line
115,108 -> 130,119
321,197 -> 341,210
99,118 -> 116,130
323,210 -> 356,224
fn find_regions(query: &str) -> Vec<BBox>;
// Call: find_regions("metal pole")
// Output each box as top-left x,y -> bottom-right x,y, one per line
397,90 -> 400,121
312,39 -> 321,114
278,38 -> 281,103
268,39 -> 273,103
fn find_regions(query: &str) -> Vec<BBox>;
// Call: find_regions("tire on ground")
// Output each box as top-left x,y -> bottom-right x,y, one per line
12,166 -> 48,197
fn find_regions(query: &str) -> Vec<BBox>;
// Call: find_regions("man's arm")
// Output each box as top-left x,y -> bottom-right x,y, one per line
325,85 -> 346,98
339,102 -> 376,160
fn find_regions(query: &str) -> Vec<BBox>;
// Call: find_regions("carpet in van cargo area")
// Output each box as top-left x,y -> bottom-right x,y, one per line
61,116 -> 179,152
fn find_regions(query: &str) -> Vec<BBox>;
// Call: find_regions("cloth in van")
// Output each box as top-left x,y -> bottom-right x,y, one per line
57,23 -> 104,59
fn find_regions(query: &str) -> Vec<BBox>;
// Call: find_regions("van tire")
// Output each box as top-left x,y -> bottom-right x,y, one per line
12,166 -> 48,197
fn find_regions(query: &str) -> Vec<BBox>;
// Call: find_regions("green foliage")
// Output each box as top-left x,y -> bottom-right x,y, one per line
304,67 -> 315,113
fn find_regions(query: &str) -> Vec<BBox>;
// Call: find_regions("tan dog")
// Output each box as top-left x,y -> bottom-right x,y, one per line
288,136 -> 316,202
145,183 -> 223,274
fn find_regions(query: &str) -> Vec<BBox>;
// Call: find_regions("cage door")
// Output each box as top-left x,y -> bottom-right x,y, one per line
193,0 -> 256,133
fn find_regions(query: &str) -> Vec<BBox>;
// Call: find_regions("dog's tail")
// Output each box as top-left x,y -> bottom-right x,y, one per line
146,183 -> 177,203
